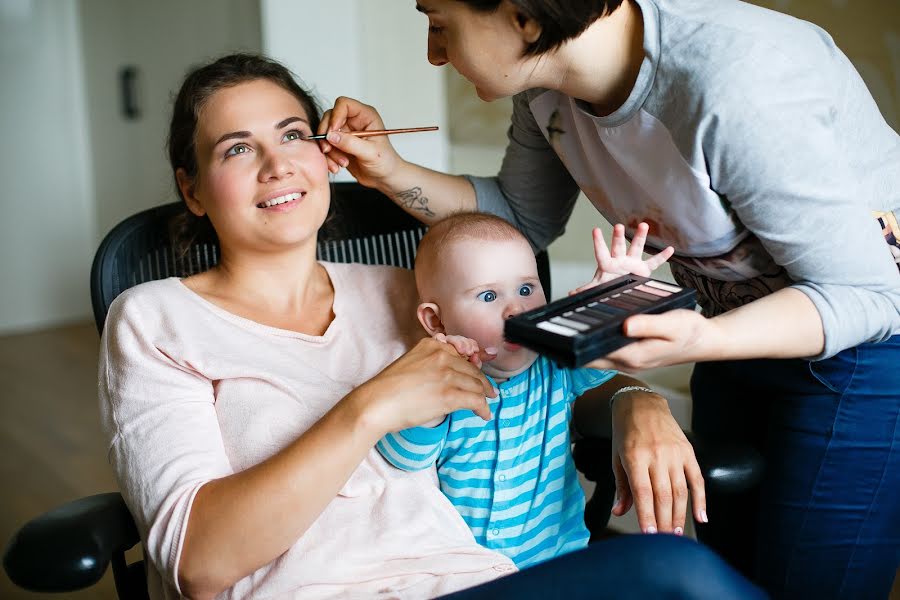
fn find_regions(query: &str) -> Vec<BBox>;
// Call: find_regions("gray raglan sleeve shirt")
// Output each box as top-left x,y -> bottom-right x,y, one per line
467,3 -> 900,360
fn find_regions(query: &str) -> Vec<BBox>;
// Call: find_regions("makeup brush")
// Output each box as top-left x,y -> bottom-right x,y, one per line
303,126 -> 438,140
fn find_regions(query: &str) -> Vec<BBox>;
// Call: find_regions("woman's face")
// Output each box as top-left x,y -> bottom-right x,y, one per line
179,79 -> 330,254
416,0 -> 540,101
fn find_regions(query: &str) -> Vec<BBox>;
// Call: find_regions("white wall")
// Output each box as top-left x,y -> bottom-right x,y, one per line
261,0 -> 449,179
0,0 -> 96,333
80,0 -> 262,240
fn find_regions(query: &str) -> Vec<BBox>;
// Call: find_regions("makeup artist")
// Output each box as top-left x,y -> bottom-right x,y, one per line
318,0 -> 900,597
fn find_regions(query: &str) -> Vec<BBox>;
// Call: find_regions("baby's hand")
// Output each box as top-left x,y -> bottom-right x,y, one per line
570,223 -> 675,295
433,333 -> 497,369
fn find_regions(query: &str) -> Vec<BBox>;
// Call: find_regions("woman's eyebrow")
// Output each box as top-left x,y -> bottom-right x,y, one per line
276,116 -> 309,129
213,117 -> 309,146
214,130 -> 251,146
415,3 -> 434,14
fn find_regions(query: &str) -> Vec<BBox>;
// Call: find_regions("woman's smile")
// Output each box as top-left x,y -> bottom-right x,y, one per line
256,190 -> 305,211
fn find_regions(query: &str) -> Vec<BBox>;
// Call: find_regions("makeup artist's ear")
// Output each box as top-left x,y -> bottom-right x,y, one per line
176,168 -> 206,217
417,302 -> 446,337
506,2 -> 541,45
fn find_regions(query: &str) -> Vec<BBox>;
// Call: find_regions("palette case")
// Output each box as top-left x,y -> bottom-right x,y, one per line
503,275 -> 697,368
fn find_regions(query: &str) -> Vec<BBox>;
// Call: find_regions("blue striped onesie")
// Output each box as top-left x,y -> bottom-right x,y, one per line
376,355 -> 616,568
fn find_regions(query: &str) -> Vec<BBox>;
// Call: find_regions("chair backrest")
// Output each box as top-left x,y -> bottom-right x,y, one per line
90,181 -> 551,333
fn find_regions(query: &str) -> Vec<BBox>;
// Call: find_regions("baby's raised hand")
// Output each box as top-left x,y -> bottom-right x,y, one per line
570,223 -> 675,295
433,333 -> 497,369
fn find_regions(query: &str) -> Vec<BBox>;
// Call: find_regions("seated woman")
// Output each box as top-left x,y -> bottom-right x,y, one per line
98,53 -> 763,600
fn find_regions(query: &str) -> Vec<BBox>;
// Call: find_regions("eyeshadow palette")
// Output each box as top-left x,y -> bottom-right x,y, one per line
504,275 -> 697,368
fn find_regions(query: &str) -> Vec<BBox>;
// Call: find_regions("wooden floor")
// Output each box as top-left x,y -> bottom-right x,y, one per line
1,322 -> 118,599
1,322 -> 898,599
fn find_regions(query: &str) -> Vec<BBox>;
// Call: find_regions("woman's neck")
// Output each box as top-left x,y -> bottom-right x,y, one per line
190,242 -> 334,329
540,0 -> 645,114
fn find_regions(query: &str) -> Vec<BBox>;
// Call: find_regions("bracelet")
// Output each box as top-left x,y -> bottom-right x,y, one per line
609,385 -> 657,409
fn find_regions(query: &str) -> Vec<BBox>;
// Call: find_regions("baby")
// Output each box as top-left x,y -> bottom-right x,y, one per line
376,212 -> 669,568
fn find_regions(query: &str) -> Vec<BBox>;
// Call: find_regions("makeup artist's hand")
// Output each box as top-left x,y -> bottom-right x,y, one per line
570,223 -> 675,295
356,337 -> 495,434
610,390 -> 707,535
433,333 -> 498,369
587,309 -> 714,372
318,96 -> 403,187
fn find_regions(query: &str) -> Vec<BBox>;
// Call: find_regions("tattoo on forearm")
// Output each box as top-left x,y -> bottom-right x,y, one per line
394,187 -> 436,218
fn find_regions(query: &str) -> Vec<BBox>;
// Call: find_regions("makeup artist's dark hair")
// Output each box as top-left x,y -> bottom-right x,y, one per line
166,53 -> 322,257
455,0 -> 625,56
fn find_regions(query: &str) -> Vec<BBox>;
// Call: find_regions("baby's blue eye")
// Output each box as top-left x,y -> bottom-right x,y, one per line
519,284 -> 534,297
224,143 -> 250,157
477,290 -> 497,303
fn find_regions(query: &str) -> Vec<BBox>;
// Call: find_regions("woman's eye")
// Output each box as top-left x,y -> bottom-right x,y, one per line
428,25 -> 444,34
477,290 -> 497,303
224,143 -> 250,158
283,129 -> 305,142
519,284 -> 534,297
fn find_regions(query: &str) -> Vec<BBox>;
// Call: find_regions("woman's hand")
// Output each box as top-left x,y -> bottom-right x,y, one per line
354,337 -> 495,435
433,333 -> 498,369
588,308 -> 718,372
318,96 -> 404,188
610,391 -> 707,534
570,223 -> 675,295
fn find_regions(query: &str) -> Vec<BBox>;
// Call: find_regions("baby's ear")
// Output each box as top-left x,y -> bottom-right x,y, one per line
417,303 -> 445,337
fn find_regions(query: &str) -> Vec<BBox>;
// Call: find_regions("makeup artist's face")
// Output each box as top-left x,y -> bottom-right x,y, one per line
416,0 -> 539,101
436,236 -> 546,380
179,79 -> 330,254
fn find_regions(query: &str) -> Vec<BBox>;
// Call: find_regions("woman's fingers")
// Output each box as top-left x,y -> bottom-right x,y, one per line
649,463 -> 674,533
670,466 -> 689,535
611,455 -> 634,516
624,460 -> 659,534
686,459 -> 708,524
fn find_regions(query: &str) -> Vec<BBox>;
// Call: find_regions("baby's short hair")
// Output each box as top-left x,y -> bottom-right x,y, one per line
414,212 -> 527,297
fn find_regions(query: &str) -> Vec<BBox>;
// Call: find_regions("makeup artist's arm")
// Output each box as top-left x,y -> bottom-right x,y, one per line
319,94 -> 583,247
573,376 -> 706,535
589,286 -> 825,373
319,96 -> 475,225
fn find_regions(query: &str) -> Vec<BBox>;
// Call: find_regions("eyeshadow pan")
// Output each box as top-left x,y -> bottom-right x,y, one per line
564,311 -> 604,327
645,280 -> 682,293
635,284 -> 669,297
550,316 -> 591,331
624,288 -> 662,302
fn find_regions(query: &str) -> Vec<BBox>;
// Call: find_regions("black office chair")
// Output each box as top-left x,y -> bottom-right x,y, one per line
3,182 -> 763,598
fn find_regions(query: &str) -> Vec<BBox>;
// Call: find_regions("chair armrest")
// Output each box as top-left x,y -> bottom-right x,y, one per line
3,492 -> 140,593
573,434 -> 764,495
685,432 -> 765,494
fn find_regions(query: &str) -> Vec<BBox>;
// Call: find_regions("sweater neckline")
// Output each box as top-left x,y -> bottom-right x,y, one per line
169,261 -> 345,342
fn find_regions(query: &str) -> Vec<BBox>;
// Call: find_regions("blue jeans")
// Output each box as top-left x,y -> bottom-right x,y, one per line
440,534 -> 765,599
691,335 -> 900,598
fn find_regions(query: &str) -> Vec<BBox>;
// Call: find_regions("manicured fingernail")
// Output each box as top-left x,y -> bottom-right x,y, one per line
645,526 -> 657,534
674,527 -> 684,536
484,347 -> 498,355
339,157 -> 349,167
327,131 -> 341,143
700,510 -> 708,523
